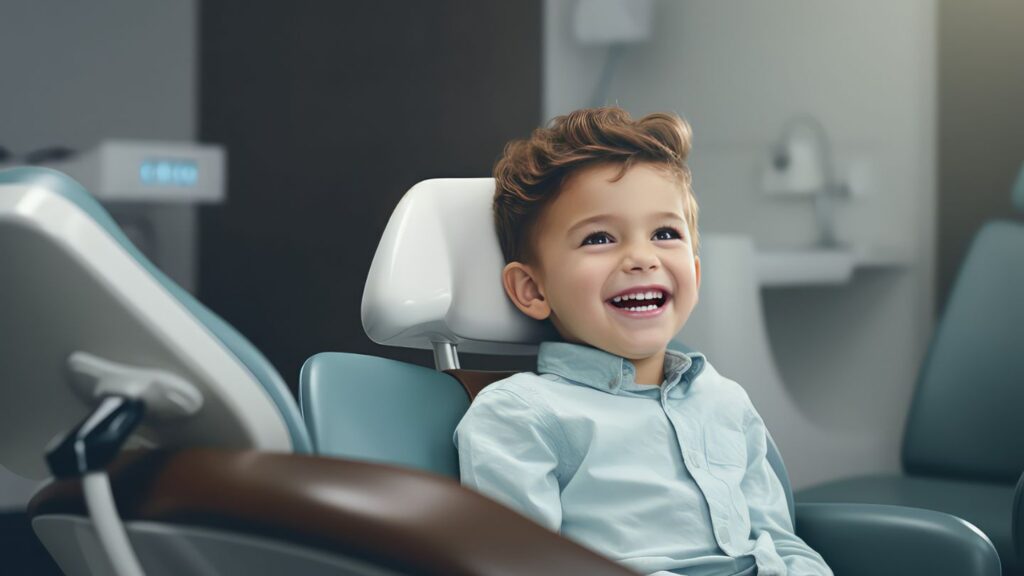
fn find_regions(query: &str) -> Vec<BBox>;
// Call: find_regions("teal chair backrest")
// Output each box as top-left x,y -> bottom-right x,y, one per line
902,219 -> 1024,482
0,167 -> 312,453
300,353 -> 469,477
300,352 -> 798,525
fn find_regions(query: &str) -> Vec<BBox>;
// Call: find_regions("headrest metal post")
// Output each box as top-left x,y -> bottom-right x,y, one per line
432,341 -> 461,371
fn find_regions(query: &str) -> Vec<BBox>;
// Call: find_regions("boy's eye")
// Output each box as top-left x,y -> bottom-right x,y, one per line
652,227 -> 682,241
581,231 -> 614,246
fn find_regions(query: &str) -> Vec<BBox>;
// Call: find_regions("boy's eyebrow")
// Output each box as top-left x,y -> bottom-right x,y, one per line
566,214 -> 617,236
566,212 -> 686,236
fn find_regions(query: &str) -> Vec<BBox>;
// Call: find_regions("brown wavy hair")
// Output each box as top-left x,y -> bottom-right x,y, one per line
493,106 -> 698,265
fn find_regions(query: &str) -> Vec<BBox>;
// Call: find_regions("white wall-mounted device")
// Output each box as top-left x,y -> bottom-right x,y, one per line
41,140 -> 225,203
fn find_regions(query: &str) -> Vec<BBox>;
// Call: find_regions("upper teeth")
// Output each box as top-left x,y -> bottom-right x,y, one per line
612,290 -> 663,303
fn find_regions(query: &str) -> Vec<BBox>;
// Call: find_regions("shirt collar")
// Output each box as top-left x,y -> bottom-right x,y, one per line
536,341 -> 704,395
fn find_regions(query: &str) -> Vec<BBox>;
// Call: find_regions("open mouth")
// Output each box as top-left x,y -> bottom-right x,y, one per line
607,288 -> 671,313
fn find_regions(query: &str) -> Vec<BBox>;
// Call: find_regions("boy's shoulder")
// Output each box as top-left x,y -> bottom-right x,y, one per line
475,371 -> 565,404
471,371 -> 592,420
689,357 -> 758,418
458,372 -> 570,439
693,358 -> 747,394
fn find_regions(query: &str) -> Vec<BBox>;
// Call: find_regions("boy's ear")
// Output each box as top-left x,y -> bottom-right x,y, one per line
501,261 -> 551,321
694,255 -> 701,291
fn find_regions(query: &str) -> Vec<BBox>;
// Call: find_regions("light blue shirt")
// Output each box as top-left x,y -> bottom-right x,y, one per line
454,342 -> 832,576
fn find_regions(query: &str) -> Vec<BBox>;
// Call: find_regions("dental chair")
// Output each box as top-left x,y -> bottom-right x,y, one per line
797,164 -> 1024,575
302,177 -> 1003,575
0,167 -> 651,575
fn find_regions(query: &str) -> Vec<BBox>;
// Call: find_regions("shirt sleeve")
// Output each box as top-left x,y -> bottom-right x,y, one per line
741,406 -> 834,576
453,387 -> 565,532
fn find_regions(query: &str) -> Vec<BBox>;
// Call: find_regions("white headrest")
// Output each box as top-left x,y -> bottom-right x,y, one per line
362,178 -> 557,355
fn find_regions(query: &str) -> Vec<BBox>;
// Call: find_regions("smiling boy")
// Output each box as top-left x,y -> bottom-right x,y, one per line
454,107 -> 831,575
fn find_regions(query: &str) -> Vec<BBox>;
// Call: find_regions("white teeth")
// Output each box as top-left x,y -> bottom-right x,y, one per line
625,304 -> 657,312
612,290 -> 665,301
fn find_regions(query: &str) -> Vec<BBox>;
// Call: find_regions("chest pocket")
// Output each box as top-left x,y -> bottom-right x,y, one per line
704,426 -> 748,481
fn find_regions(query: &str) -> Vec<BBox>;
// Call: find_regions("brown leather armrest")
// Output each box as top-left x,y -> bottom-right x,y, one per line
29,449 -> 637,576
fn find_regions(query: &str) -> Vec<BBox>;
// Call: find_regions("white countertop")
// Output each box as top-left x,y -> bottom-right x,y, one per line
756,245 -> 909,287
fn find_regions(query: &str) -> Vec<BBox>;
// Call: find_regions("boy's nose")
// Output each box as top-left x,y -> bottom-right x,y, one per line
628,261 -> 658,272
623,246 -> 659,272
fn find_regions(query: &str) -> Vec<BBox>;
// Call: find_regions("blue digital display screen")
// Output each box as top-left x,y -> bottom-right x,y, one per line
139,159 -> 199,186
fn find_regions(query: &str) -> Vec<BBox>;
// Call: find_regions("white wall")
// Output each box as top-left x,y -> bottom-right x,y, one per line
0,0 -> 197,509
545,0 -> 936,489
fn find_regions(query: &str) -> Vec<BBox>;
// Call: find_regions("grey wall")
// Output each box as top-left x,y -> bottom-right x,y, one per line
937,0 -> 1024,308
0,1 -> 196,148
0,1 -> 202,293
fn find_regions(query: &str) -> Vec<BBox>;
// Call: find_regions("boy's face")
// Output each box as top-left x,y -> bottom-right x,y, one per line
502,162 -> 700,361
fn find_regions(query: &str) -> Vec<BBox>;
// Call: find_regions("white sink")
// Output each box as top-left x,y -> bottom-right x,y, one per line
756,248 -> 856,287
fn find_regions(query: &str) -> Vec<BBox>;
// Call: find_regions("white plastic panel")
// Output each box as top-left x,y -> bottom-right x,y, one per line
0,183 -> 292,480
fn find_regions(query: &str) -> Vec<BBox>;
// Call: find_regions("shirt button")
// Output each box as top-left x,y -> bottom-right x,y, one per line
718,526 -> 731,544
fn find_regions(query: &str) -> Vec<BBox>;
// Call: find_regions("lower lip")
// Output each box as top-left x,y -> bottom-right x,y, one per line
606,299 -> 669,319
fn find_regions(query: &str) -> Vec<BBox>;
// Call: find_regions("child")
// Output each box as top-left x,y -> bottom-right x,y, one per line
454,107 -> 832,576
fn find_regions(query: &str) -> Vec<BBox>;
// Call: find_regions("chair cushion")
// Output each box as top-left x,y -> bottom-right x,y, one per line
795,502 -> 1001,576
903,221 -> 1024,482
300,353 -> 470,478
797,474 -> 1017,573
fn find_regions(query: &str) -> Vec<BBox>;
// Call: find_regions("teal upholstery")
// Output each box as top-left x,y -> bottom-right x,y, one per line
903,222 -> 1024,482
300,353 -> 468,477
796,503 -> 1001,575
301,352 -> 1000,574
0,167 -> 311,453
798,217 -> 1024,574
799,475 -> 1015,571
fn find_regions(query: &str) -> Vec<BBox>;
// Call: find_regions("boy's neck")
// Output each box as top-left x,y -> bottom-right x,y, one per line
631,348 -> 667,386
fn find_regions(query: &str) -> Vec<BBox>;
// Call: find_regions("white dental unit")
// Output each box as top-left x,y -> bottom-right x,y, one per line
0,140 -> 225,511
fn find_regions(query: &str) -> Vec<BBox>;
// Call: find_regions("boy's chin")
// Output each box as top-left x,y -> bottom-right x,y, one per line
605,338 -> 672,360
554,326 -> 671,359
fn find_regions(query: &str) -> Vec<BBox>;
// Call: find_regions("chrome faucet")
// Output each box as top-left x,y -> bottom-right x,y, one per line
771,115 -> 849,248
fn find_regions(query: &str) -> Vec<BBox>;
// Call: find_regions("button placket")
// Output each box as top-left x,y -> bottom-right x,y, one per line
667,404 -> 706,478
